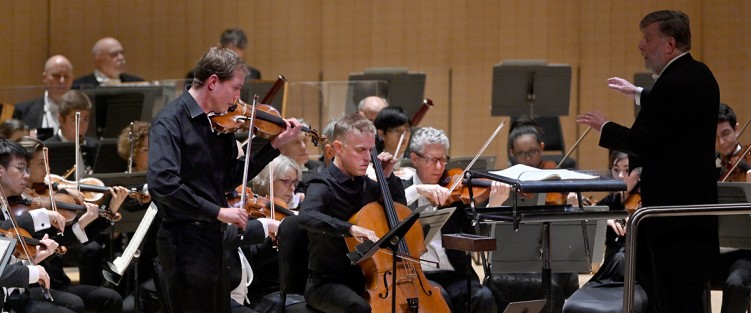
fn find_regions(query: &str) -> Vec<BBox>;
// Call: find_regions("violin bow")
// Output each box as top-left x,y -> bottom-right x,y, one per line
738,114 -> 751,140
0,186 -> 55,301
74,112 -> 81,191
556,126 -> 592,169
268,160 -> 276,221
41,148 -> 61,232
238,95 -> 260,231
393,131 -> 406,160
446,120 -> 506,193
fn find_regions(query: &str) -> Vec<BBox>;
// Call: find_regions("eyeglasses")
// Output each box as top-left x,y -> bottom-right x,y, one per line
13,164 -> 29,174
277,178 -> 300,188
413,151 -> 449,165
513,149 -> 540,160
387,126 -> 411,134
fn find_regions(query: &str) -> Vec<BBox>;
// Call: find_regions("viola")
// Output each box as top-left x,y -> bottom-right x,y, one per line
345,145 -> 450,312
208,98 -> 326,147
719,144 -> 751,182
0,227 -> 67,260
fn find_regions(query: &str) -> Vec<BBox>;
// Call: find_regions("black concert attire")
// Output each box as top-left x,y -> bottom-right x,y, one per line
402,175 -> 496,313
0,208 -> 81,312
72,73 -> 144,89
300,163 -> 406,313
148,90 -> 279,313
225,220 -> 274,313
599,53 -> 720,313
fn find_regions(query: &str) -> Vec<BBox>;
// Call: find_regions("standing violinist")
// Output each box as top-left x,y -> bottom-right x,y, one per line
578,10 -> 719,312
717,103 -> 751,182
401,126 -> 501,313
148,47 -> 301,313
299,113 -> 402,313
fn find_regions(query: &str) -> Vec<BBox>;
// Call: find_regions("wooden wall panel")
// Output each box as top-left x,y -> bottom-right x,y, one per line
2,0 -> 749,171
0,0 -> 49,95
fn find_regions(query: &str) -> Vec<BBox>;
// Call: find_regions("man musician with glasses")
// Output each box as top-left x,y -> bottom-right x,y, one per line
716,103 -> 751,183
400,126 -> 505,313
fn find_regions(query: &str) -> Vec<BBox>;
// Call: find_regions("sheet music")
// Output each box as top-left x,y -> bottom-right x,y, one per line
418,206 -> 455,243
490,164 -> 598,181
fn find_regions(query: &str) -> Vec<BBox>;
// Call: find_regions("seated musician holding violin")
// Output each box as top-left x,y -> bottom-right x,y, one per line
490,117 -> 579,312
401,126 -> 502,313
220,155 -> 303,313
711,103 -> 751,313
0,138 -> 89,313
300,113 -> 413,313
716,103 -> 751,183
17,136 -> 127,313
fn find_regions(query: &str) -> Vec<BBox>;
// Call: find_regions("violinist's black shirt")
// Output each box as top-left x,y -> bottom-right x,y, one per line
300,163 -> 406,277
148,90 -> 279,223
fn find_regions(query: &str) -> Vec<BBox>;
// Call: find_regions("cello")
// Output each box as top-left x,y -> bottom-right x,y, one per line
345,144 -> 450,313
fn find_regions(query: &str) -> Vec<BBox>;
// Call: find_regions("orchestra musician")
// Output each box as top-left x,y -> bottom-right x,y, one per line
716,103 -> 751,182
229,155 -> 304,313
148,47 -> 301,313
357,96 -> 389,122
73,37 -> 144,88
712,103 -> 751,313
13,55 -> 75,140
0,139 -> 78,313
17,136 -> 126,313
401,126 -> 501,313
43,90 -> 100,175
578,10 -> 720,313
297,119 -> 336,194
299,113 -> 402,313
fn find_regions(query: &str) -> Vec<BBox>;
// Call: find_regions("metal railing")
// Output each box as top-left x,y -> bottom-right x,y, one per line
623,203 -> 751,312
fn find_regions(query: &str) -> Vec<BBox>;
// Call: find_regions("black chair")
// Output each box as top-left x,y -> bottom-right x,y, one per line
152,259 -> 172,313
276,215 -> 320,313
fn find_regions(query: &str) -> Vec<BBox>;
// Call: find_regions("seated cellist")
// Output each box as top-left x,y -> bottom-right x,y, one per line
299,113 -> 404,313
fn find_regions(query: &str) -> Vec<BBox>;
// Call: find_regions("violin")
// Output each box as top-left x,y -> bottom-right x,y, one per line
438,168 -> 492,206
32,175 -> 150,205
208,98 -> 326,147
226,186 -> 295,222
719,144 -> 751,182
0,227 -> 67,260
623,192 -> 642,214
11,189 -> 122,223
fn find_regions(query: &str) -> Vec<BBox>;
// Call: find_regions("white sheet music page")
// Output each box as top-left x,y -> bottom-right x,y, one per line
490,164 -> 598,181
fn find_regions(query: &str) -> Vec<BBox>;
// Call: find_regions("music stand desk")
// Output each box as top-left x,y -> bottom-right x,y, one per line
465,169 -> 627,313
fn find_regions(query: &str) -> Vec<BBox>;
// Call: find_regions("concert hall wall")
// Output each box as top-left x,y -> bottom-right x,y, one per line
1,0 -> 749,171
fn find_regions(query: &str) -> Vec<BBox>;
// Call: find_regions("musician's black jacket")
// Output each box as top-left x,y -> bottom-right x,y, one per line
300,163 -> 406,279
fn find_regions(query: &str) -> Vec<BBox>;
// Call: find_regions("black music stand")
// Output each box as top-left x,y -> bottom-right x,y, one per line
83,85 -> 164,138
491,60 -> 571,118
0,236 -> 16,277
465,169 -> 626,313
242,79 -> 285,112
717,182 -> 751,249
347,68 -> 426,118
346,206 -> 424,313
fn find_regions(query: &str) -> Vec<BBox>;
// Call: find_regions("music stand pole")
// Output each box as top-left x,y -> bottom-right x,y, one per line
134,249 -> 140,313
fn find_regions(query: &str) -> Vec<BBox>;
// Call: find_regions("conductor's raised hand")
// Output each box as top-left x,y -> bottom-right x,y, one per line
576,111 -> 608,132
271,118 -> 303,149
349,225 -> 379,243
607,77 -> 639,98
377,152 -> 398,177
217,207 -> 248,230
